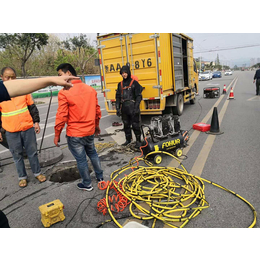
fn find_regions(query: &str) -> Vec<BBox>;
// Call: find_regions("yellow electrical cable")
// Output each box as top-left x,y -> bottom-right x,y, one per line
104,151 -> 257,228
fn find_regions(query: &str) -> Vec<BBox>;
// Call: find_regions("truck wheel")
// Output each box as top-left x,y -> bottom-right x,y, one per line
172,93 -> 184,116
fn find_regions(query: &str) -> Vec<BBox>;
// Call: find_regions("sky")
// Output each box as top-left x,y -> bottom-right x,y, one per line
56,33 -> 260,68
4,0 -> 259,69
186,33 -> 260,67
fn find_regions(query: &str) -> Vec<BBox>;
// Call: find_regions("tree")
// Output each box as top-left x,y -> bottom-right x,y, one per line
61,34 -> 98,82
215,54 -> 220,66
0,33 -> 49,78
54,49 -> 74,71
26,34 -> 63,76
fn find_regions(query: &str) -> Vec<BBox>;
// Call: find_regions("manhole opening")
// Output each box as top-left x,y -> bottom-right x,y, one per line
45,161 -> 80,183
45,161 -> 93,183
50,165 -> 80,183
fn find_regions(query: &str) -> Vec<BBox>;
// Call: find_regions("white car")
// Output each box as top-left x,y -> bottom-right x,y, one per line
199,71 -> 211,81
205,71 -> 213,79
225,70 -> 233,76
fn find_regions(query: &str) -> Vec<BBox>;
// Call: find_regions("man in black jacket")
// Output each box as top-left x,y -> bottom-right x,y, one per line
116,66 -> 143,148
253,67 -> 260,95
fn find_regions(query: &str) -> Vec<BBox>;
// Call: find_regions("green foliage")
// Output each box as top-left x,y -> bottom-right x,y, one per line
54,49 -> 73,69
60,34 -> 98,82
0,33 -> 99,77
0,33 -> 49,77
252,63 -> 260,68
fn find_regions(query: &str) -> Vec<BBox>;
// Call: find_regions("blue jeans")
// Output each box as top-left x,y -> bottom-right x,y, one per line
6,127 -> 41,180
67,135 -> 103,187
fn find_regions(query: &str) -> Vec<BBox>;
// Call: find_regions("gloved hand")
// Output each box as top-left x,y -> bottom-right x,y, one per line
116,110 -> 122,117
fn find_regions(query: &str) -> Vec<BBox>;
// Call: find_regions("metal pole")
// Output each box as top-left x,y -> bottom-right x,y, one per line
39,89 -> 53,153
97,33 -> 103,91
200,54 -> 201,72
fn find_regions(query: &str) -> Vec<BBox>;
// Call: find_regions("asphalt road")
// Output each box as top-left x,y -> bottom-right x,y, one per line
0,70 -> 259,228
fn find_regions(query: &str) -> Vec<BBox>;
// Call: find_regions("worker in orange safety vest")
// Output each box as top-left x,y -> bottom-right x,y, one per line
0,67 -> 46,188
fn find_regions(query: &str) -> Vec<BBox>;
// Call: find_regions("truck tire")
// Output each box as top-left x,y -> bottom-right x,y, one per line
172,93 -> 184,116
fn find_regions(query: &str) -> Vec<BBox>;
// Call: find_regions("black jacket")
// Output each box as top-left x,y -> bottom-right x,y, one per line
254,69 -> 260,80
0,210 -> 10,228
28,104 -> 40,123
116,66 -> 143,111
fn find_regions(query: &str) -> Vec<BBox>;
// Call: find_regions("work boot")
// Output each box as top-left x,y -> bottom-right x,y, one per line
135,135 -> 142,149
122,140 -> 131,146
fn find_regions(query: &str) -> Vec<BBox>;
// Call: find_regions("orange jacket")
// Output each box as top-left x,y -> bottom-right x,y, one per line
55,80 -> 101,138
0,94 -> 34,132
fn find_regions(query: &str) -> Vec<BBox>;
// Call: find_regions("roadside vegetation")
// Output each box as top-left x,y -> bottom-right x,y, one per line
0,33 -> 99,82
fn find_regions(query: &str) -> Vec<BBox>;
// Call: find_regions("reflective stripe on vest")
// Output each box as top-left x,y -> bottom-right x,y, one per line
1,106 -> 28,117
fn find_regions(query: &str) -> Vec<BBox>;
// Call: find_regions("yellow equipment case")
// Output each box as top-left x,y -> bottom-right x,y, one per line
39,199 -> 65,228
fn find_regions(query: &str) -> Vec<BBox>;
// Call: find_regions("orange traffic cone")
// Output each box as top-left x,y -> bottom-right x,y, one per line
223,84 -> 226,94
228,87 -> 234,100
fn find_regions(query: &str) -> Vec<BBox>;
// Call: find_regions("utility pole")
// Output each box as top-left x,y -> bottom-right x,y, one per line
200,55 -> 202,72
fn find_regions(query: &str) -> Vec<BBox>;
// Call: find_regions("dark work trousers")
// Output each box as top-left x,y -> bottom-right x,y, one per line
121,101 -> 141,141
256,79 -> 260,95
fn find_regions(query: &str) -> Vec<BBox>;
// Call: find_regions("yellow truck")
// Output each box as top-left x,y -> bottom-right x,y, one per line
97,33 -> 199,116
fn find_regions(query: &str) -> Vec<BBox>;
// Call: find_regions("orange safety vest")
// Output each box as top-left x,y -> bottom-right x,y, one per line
131,75 -> 139,82
0,94 -> 34,132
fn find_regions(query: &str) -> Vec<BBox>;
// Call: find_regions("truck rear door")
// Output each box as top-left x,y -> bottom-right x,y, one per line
172,33 -> 184,90
187,39 -> 194,88
98,34 -> 127,101
98,33 -> 161,111
126,33 -> 161,100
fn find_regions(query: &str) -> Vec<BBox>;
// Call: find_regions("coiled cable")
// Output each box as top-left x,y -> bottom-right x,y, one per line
102,150 -> 257,228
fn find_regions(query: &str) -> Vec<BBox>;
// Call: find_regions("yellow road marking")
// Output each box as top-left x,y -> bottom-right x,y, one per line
167,77 -> 237,169
163,78 -> 238,228
247,96 -> 260,101
190,78 -> 238,177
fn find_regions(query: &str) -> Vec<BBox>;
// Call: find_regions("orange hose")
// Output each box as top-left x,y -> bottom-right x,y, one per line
97,180 -> 130,215
131,137 -> 149,170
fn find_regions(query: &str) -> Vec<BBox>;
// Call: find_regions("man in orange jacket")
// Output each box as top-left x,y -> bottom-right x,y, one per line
0,67 -> 46,188
54,63 -> 103,191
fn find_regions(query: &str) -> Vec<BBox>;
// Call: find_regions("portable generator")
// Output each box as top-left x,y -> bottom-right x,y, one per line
203,87 -> 220,98
140,114 -> 189,164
